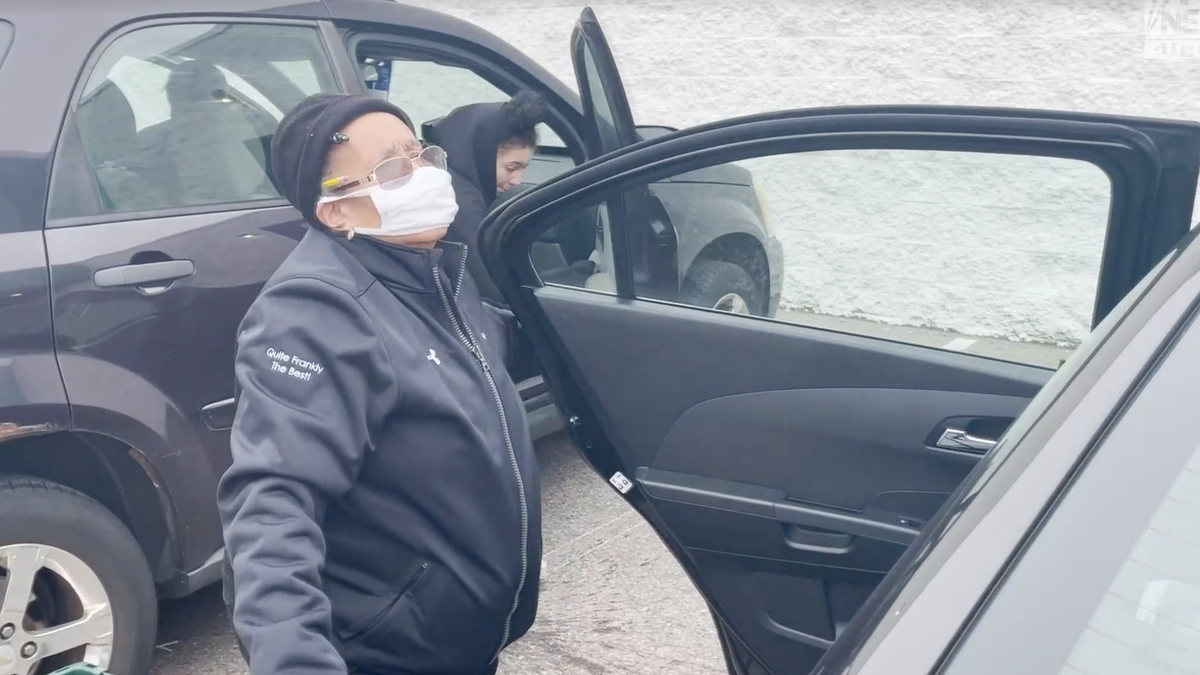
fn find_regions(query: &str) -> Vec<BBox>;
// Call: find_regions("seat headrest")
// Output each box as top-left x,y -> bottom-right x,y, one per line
165,59 -> 230,108
77,82 -> 138,162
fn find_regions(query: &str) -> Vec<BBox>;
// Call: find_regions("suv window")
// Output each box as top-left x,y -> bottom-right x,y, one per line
54,22 -> 338,217
359,56 -> 565,148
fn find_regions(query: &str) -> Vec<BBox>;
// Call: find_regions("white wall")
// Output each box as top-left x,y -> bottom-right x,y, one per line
400,0 -> 1200,346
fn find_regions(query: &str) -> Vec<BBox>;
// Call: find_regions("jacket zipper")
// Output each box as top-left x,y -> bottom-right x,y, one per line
431,245 -> 529,664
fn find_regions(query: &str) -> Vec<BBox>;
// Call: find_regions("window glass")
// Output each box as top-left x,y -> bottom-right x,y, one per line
360,56 -> 565,148
272,60 -> 323,98
531,148 -> 1112,368
62,22 -> 338,216
581,44 -> 620,153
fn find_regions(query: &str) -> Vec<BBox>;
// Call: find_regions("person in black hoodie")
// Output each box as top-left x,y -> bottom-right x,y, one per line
424,91 -> 547,305
218,93 -> 541,675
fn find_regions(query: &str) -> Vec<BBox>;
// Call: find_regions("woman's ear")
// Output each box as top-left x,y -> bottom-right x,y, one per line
315,200 -> 350,232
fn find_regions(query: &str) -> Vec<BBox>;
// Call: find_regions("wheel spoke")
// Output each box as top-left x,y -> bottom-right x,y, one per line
0,545 -> 46,627
29,606 -> 113,658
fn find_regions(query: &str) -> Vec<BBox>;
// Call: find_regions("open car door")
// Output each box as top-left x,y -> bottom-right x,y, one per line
572,7 -> 638,158
480,8 -> 1200,675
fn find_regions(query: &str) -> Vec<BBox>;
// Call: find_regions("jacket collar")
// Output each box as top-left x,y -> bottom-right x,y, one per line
330,229 -> 468,295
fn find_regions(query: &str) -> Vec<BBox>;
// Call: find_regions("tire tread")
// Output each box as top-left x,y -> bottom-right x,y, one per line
0,474 -> 158,675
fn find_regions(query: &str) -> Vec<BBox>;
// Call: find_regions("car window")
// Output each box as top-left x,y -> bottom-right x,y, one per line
938,252 -> 1200,675
272,60 -> 323,98
358,56 -> 565,148
52,22 -> 338,218
580,44 -> 620,153
530,147 -> 1114,369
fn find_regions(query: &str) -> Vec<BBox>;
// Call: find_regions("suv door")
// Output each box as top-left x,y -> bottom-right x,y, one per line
43,18 -> 345,575
478,9 -> 1200,675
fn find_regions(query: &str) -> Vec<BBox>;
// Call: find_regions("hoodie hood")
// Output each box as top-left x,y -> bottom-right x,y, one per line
425,101 -> 504,206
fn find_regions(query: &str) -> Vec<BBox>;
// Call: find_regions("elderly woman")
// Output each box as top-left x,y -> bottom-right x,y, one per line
218,93 -> 541,675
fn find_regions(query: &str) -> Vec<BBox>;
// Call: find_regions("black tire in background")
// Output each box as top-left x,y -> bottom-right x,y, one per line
0,476 -> 157,675
680,259 -> 762,315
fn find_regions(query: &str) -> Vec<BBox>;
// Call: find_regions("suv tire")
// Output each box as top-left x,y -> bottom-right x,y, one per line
0,476 -> 157,675
681,259 -> 761,315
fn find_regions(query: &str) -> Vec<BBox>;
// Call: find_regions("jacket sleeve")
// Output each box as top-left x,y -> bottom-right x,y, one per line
217,277 -> 398,675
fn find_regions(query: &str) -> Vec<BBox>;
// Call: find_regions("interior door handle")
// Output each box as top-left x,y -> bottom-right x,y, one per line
936,427 -> 997,454
93,260 -> 195,292
784,525 -> 854,554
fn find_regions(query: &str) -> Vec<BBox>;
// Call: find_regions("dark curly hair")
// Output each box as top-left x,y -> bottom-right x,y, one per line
498,90 -> 547,149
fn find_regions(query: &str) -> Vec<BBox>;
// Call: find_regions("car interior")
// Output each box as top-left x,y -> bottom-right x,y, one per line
75,25 -> 322,215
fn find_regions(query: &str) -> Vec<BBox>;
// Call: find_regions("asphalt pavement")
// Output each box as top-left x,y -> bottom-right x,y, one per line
149,434 -> 724,675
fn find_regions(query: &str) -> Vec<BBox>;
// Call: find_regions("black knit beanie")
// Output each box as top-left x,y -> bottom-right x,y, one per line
269,93 -> 415,227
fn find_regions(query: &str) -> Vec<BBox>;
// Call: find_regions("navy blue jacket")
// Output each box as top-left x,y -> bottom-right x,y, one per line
217,228 -> 541,675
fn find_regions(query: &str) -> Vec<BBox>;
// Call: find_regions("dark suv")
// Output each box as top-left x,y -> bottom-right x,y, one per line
0,2 -> 780,674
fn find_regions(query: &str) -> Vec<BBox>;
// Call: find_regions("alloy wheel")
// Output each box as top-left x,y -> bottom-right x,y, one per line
713,292 -> 751,315
0,544 -> 114,675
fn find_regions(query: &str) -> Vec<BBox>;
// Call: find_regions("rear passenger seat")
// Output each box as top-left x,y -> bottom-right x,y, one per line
75,82 -> 162,212
162,60 -> 273,205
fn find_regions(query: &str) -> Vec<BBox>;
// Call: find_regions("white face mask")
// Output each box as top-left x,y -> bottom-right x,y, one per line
320,166 -> 459,239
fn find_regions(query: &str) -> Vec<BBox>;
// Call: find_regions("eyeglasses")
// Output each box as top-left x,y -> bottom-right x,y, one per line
320,145 -> 448,197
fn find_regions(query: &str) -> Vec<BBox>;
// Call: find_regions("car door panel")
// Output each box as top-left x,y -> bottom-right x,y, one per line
540,288 -> 1046,466
46,207 -> 305,568
650,388 -> 1027,508
536,286 -> 1043,667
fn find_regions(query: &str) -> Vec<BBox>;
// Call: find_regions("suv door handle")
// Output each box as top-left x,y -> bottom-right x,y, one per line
935,427 -> 997,454
93,259 -> 195,293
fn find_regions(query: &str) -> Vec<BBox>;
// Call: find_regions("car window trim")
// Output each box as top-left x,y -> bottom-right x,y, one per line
320,20 -> 361,94
843,233 -> 1200,675
933,251 -> 1200,674
342,29 -> 587,163
44,16 -> 343,229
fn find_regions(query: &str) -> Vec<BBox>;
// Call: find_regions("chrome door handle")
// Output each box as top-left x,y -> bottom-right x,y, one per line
93,259 -> 195,294
936,427 -> 997,454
